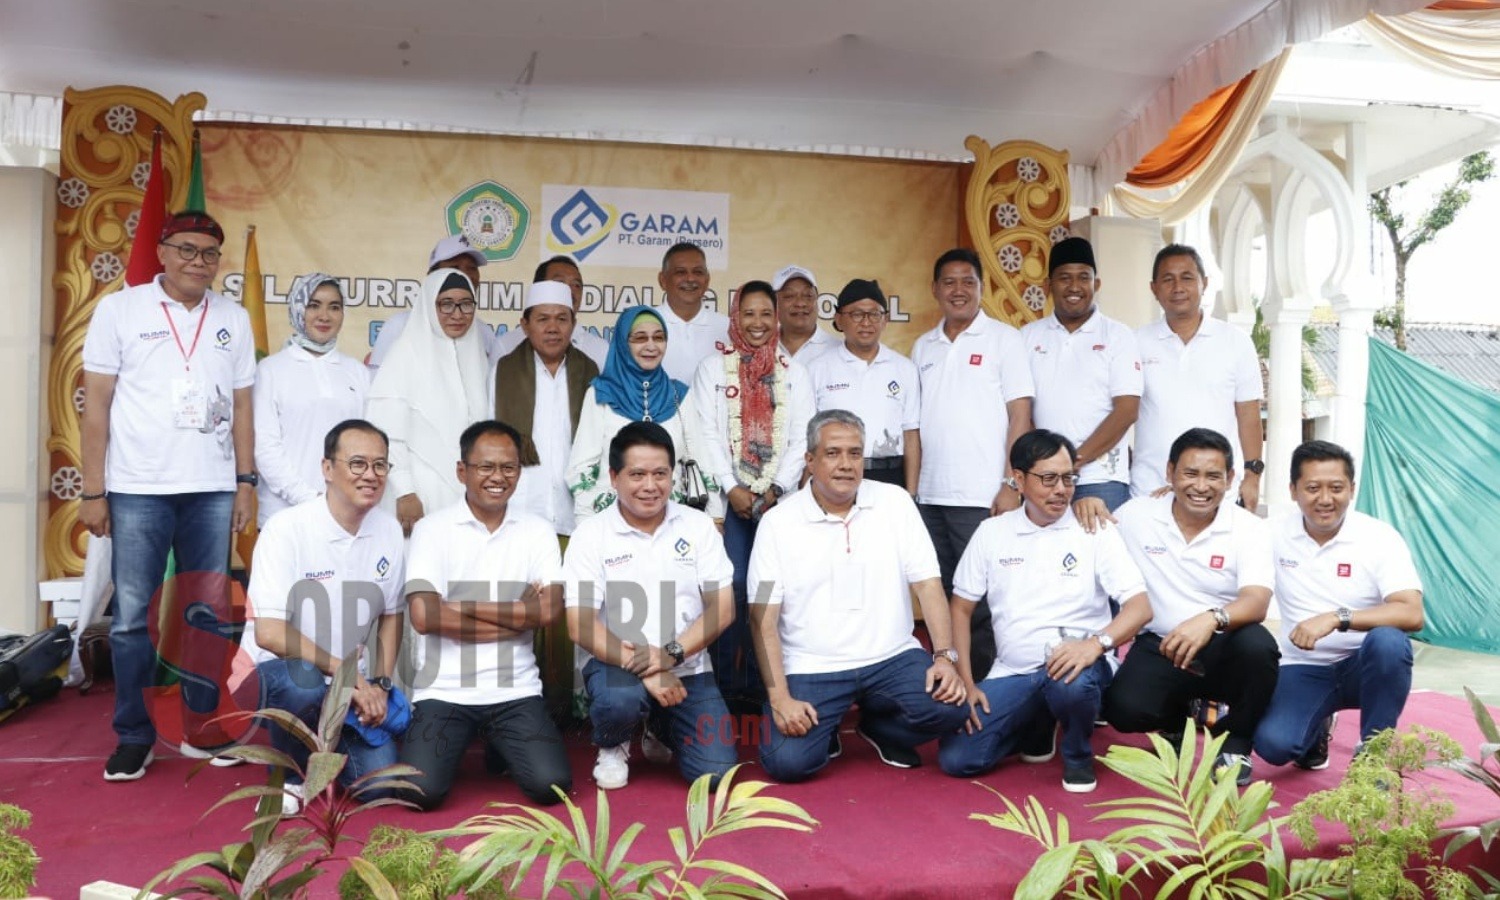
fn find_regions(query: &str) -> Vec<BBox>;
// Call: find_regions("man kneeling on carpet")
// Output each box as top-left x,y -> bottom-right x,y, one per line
398,419 -> 573,809
235,419 -> 405,814
565,421 -> 739,790
749,409 -> 968,782
938,429 -> 1149,793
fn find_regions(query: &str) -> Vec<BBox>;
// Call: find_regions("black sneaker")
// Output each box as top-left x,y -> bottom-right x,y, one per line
103,743 -> 154,782
1062,762 -> 1097,793
828,731 -> 843,760
1216,752 -> 1253,787
1018,720 -> 1057,763
1295,713 -> 1337,771
856,726 -> 920,769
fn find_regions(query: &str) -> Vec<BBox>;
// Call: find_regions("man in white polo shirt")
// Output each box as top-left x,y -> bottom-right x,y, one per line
1254,440 -> 1424,771
399,419 -> 572,809
773,264 -> 838,365
1102,427 -> 1279,786
80,210 -> 258,781
1021,237 -> 1141,522
1132,244 -> 1264,509
750,409 -> 968,782
938,429 -> 1149,793
913,247 -> 1035,683
490,256 -> 609,368
237,419 -> 405,811
565,421 -> 738,790
656,242 -> 730,384
807,278 -> 922,493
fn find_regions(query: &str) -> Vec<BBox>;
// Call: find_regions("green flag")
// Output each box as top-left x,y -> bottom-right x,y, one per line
186,128 -> 205,211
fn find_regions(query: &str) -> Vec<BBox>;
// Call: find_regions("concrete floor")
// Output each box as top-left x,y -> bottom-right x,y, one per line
1412,640 -> 1500,707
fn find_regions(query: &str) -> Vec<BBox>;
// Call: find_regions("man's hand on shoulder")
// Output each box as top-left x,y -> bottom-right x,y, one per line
1072,496 -> 1115,534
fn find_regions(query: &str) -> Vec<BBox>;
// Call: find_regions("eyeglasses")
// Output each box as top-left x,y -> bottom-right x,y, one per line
160,241 -> 222,264
437,299 -> 477,316
464,461 -> 522,479
332,456 -> 391,476
1023,470 -> 1080,488
839,310 -> 886,324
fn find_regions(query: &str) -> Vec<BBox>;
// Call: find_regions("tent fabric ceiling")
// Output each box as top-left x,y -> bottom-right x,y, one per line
0,0 -> 1429,193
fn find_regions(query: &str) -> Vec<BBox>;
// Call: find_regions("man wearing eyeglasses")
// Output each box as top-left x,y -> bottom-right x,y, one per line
80,210 -> 258,782
235,419 -> 406,813
806,279 -> 921,492
398,419 -> 572,808
773,265 -> 837,365
938,429 -> 1149,793
1132,244 -> 1265,510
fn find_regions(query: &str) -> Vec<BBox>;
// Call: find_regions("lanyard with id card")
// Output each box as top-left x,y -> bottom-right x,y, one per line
162,299 -> 210,430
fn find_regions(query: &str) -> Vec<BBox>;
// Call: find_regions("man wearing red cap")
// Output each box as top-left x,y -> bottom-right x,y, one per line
80,210 -> 258,781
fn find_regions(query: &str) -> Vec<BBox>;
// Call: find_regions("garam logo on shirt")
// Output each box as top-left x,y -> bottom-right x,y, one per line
886,380 -> 902,398
214,327 -> 232,348
674,537 -> 692,559
376,556 -> 391,578
1060,552 -> 1079,576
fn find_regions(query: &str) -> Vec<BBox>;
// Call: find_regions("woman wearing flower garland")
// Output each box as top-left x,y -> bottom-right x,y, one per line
692,279 -> 814,710
567,305 -> 714,522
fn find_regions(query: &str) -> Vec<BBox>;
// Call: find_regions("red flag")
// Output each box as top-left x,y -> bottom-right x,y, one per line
125,127 -> 166,287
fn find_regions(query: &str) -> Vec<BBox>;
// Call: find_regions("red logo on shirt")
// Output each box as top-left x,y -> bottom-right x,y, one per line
1209,555 -> 1225,569
1337,563 -> 1352,578
1092,344 -> 1106,351
969,354 -> 983,366
1135,361 -> 1142,370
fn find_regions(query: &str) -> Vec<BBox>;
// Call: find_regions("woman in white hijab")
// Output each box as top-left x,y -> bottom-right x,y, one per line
253,273 -> 371,526
366,268 -> 489,535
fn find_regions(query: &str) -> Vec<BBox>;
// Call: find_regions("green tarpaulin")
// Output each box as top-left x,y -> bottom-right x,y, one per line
1360,337 -> 1500,656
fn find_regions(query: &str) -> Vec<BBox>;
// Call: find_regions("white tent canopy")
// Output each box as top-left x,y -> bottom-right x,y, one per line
0,0 -> 1429,194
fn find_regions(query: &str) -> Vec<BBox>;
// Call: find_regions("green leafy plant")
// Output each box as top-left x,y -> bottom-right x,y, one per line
1289,726 -> 1468,900
138,652 -> 421,899
1439,688 -> 1500,861
338,824 -> 506,900
974,723 -> 1347,900
0,803 -> 40,899
437,763 -> 818,899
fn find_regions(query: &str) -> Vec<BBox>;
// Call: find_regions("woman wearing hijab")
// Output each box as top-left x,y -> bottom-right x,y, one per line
566,305 -> 714,522
366,268 -> 490,535
691,279 -> 813,709
253,273 -> 371,526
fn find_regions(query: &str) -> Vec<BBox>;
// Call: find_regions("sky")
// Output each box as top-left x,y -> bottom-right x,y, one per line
1394,163 -> 1500,327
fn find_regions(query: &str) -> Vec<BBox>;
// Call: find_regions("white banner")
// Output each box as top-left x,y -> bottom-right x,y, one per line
541,185 -> 730,269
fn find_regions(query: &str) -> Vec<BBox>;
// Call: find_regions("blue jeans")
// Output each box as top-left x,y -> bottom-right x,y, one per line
1253,627 -> 1414,766
583,659 -> 738,786
939,659 -> 1113,776
1074,480 -> 1131,511
759,648 -> 970,783
108,491 -> 234,747
710,510 -> 763,708
255,658 -> 398,794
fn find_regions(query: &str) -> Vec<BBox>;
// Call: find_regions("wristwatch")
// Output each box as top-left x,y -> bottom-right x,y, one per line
1211,608 -> 1231,632
664,640 -> 686,667
933,647 -> 958,665
236,471 -> 260,487
1243,459 -> 1266,476
1093,632 -> 1116,652
370,676 -> 393,692
1335,607 -> 1352,632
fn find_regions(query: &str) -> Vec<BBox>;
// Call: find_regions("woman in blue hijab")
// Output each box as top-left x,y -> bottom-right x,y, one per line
565,305 -> 716,521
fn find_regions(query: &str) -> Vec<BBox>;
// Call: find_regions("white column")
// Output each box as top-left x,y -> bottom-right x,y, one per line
1264,306 -> 1310,519
1331,302 -> 1376,476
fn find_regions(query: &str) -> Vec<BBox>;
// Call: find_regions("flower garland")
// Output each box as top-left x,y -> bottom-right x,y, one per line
723,350 -> 790,494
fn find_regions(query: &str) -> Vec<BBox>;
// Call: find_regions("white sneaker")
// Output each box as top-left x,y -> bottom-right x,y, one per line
279,782 -> 304,816
641,728 -> 673,764
593,744 -> 630,790
179,741 -> 246,768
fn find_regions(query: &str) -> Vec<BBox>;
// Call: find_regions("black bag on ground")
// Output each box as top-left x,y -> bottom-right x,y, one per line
0,624 -> 74,722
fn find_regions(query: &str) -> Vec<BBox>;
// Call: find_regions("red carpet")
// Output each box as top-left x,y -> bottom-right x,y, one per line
1,687 -> 1497,899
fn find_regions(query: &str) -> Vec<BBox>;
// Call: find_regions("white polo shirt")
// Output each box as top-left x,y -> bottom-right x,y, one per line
1114,495 -> 1272,635
749,480 -> 939,675
807,344 -> 921,459
405,501 -> 562,705
659,302 -> 730,385
81,277 -> 257,494
491,323 -> 609,369
781,328 -> 839,367
912,313 -> 1035,507
954,508 -> 1144,681
563,501 -> 733,678
1020,311 -> 1141,486
1132,316 -> 1262,496
1272,510 -> 1422,666
253,346 -> 371,525
238,497 -> 405,681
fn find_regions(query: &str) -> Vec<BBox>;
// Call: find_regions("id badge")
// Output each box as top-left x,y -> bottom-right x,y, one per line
832,559 -> 864,611
172,378 -> 208,430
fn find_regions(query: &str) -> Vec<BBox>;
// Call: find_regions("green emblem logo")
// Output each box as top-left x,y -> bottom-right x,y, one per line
445,181 -> 530,262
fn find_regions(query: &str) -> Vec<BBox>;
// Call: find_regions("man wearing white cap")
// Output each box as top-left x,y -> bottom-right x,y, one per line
367,234 -> 500,372
773,265 -> 837,365
491,255 -> 609,368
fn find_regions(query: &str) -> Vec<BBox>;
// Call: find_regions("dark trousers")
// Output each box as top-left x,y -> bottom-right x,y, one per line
399,695 -> 572,809
1102,626 -> 1280,756
711,509 -> 764,710
919,503 -> 992,672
